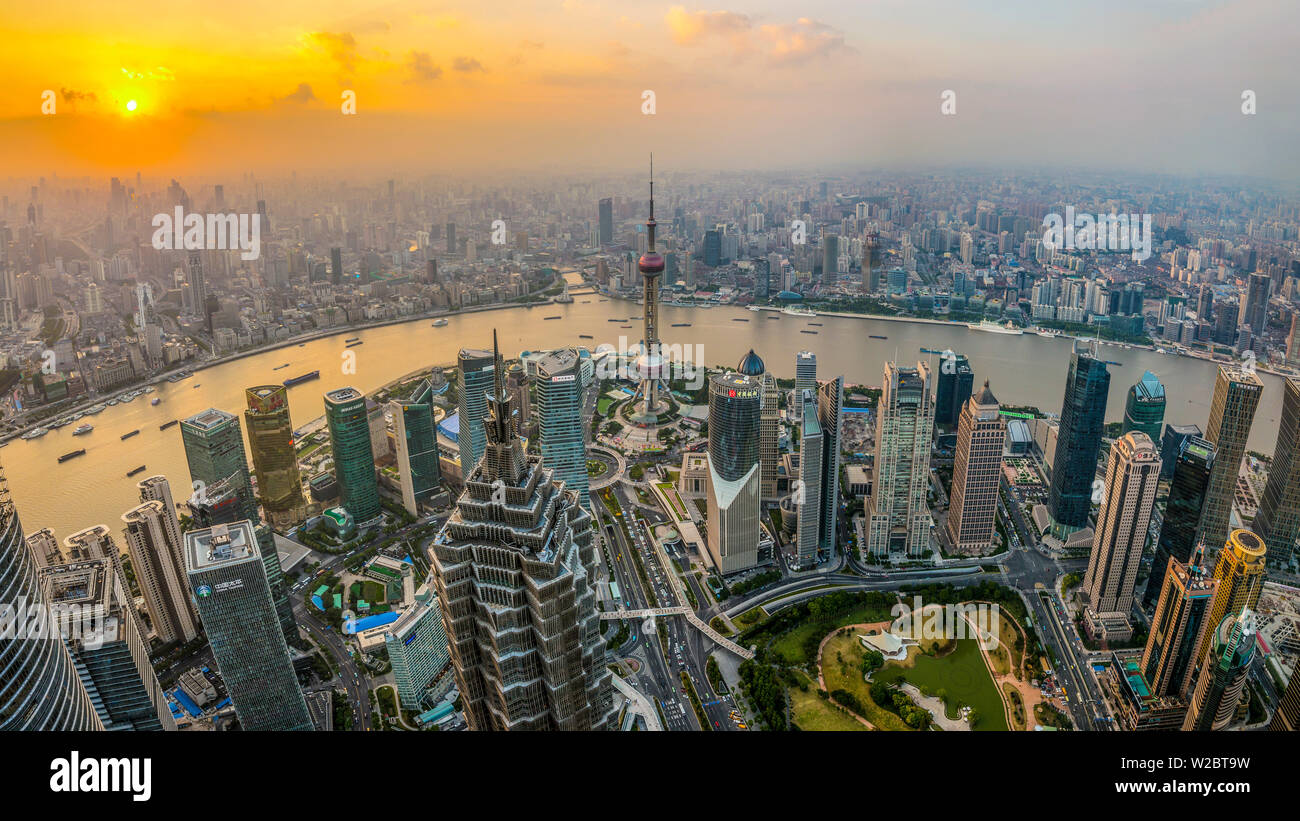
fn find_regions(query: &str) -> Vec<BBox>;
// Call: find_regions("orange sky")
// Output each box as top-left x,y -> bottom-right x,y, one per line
3,1 -> 1298,179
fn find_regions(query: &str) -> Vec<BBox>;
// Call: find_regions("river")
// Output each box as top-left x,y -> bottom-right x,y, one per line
3,297 -> 1286,544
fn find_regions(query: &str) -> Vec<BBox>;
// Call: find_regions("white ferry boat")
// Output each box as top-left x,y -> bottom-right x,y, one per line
968,319 -> 1023,335
21,427 -> 49,440
782,305 -> 816,318
432,318 -> 448,327
72,424 -> 93,436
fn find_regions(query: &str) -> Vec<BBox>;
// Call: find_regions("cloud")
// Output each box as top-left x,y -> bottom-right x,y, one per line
453,56 -> 487,73
275,83 -> 316,104
758,18 -> 852,65
59,88 -> 97,104
663,7 -> 849,65
307,31 -> 361,74
406,51 -> 443,83
665,6 -> 751,45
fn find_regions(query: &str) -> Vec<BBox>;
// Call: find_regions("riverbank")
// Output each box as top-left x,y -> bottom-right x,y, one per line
1,298 -> 556,445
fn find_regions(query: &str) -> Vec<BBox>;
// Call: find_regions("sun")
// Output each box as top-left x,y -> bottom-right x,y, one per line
126,99 -> 138,113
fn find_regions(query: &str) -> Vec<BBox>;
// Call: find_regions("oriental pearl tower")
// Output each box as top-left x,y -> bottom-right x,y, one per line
631,156 -> 670,423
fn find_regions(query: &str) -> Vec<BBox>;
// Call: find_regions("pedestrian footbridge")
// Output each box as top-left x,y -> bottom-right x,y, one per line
601,607 -> 755,660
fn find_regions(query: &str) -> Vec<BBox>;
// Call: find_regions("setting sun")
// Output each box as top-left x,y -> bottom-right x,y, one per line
126,99 -> 137,112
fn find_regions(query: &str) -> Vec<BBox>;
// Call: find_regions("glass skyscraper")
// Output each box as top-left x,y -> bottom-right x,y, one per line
1122,370 -> 1166,443
1197,366 -> 1262,552
324,387 -> 381,524
867,362 -> 935,557
535,348 -> 587,497
934,353 -> 974,427
390,379 -> 442,517
456,347 -> 497,474
706,371 -> 764,574
181,408 -> 295,641
1144,436 -> 1215,610
1254,377 -> 1300,570
0,486 -> 103,730
1047,341 -> 1110,533
244,385 -> 306,529
184,521 -> 312,731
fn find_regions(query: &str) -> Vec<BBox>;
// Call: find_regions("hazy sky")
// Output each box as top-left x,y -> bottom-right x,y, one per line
3,0 -> 1298,180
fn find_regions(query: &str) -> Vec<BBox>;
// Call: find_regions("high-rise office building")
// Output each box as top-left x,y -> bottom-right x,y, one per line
384,587 -> 451,710
535,348 -> 587,497
737,350 -> 780,501
1197,367 -> 1262,551
1047,341 -> 1111,534
598,197 -> 613,246
245,385 -> 306,529
1081,432 -> 1162,642
186,249 -> 206,325
0,483 -> 103,730
445,221 -> 456,254
1159,422 -> 1203,480
1200,529 -> 1267,667
1253,377 -> 1300,570
1122,370 -> 1166,443
867,361 -> 935,558
795,351 -> 817,395
1272,665 -> 1300,731
945,381 -> 1006,556
430,339 -> 613,730
122,486 -> 199,645
456,346 -> 496,473
1244,273 -> 1271,341
1183,608 -> 1257,731
182,408 -> 294,640
817,376 -> 844,552
1144,436 -> 1215,610
1288,312 -> 1300,367
795,389 -> 823,570
390,380 -> 442,517
706,371 -> 765,574
38,526 -> 175,730
324,387 -> 381,524
185,521 -> 312,731
934,354 -> 974,427
1141,544 -> 1217,702
330,246 -> 342,285
821,233 -> 840,285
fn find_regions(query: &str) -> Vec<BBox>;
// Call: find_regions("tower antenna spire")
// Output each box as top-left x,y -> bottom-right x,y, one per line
649,153 -> 655,221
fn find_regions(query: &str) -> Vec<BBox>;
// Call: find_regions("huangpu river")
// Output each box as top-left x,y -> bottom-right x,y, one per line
3,298 -> 1286,544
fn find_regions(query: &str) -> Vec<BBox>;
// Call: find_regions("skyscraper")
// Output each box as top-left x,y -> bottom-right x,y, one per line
1122,370 -> 1166,443
330,246 -> 342,285
1253,377 -> 1300,570
38,526 -> 175,730
1081,432 -> 1162,642
934,353 -> 974,427
384,588 -> 450,710
817,376 -> 844,552
535,348 -> 587,497
1271,665 -> 1300,731
821,233 -> 840,285
598,197 -> 613,246
1144,436 -> 1215,610
324,387 -> 381,524
1244,273 -> 1271,340
1141,546 -> 1217,708
0,480 -> 103,730
182,408 -> 295,640
795,351 -> 817,395
1159,422 -> 1203,480
122,482 -> 199,645
867,361 -> 935,558
796,389 -> 823,570
186,249 -> 206,326
245,385 -> 306,529
1047,341 -> 1111,534
1197,366 -> 1262,551
1183,608 -> 1257,731
390,380 -> 442,517
185,522 -> 312,731
706,371 -> 764,574
1200,529 -> 1267,667
737,350 -> 779,501
456,346 -> 496,473
945,381 -> 1006,556
430,334 -> 613,730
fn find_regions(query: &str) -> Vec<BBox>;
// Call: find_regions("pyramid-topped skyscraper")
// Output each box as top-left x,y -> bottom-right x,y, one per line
430,332 -> 614,730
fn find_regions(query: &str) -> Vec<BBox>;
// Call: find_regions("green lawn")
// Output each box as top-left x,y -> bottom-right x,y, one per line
789,671 -> 867,732
820,633 -> 911,731
873,637 -> 1008,731
768,601 -> 895,666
